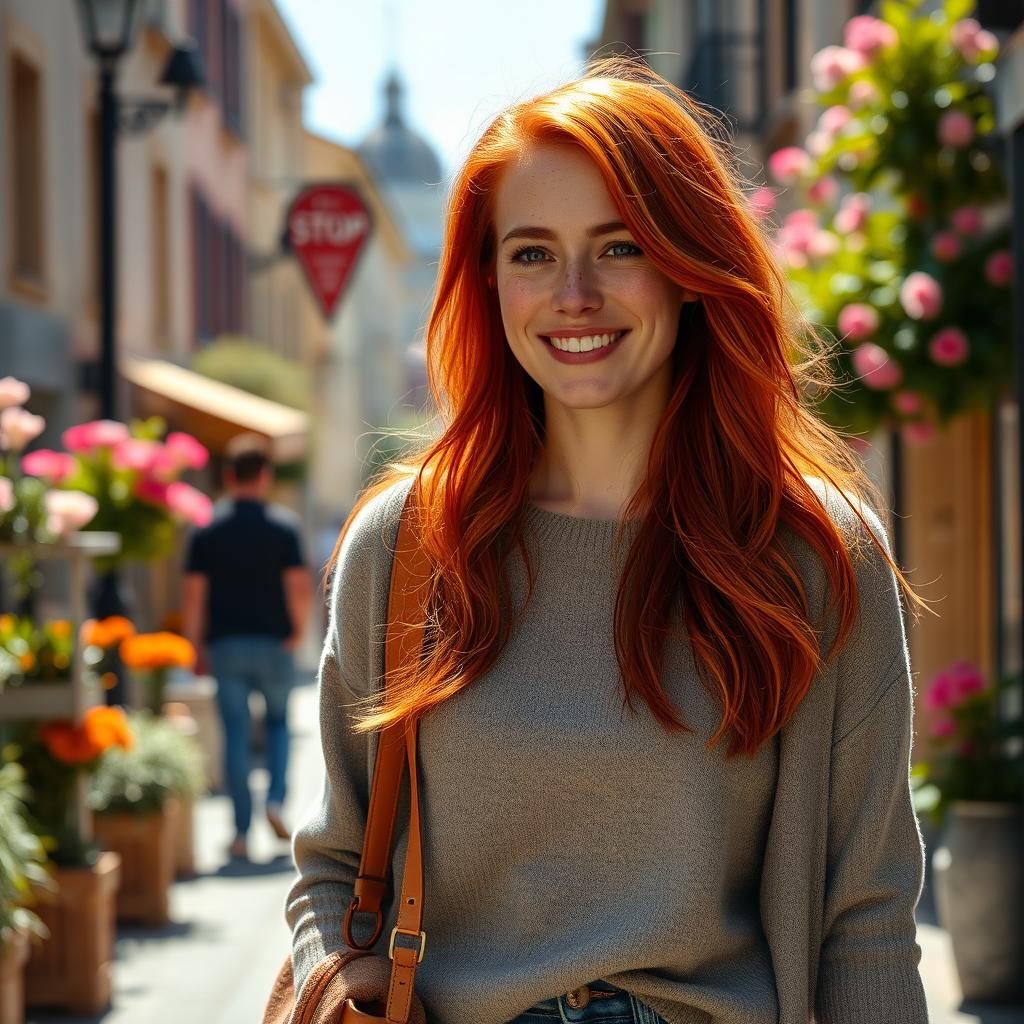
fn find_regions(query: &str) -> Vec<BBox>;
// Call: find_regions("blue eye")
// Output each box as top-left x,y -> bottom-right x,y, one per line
509,246 -> 548,263
608,241 -> 643,257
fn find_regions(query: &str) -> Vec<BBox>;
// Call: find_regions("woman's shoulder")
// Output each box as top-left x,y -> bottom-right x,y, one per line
800,473 -> 892,561
331,475 -> 417,583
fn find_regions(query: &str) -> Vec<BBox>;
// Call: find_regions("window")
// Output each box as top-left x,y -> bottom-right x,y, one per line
190,185 -> 245,347
9,51 -> 45,290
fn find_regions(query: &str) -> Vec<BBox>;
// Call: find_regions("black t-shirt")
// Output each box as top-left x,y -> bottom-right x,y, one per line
185,498 -> 306,642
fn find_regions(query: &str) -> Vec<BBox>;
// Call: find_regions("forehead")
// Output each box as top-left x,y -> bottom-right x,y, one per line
492,142 -> 620,234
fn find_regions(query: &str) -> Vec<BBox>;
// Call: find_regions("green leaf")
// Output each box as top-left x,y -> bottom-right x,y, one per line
943,0 -> 974,24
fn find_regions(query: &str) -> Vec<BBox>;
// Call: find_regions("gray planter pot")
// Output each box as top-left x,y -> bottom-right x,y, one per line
932,800 -> 1023,1003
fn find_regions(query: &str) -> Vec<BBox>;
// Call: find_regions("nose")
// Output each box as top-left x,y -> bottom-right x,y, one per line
552,260 -> 603,317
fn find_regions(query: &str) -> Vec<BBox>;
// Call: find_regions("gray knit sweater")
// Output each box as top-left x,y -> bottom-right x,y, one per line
285,475 -> 929,1024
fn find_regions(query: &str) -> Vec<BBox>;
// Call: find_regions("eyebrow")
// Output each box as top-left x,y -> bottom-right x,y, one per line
499,220 -> 630,245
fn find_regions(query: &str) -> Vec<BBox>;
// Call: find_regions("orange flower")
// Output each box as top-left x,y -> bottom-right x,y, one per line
119,631 -> 195,670
82,615 -> 136,649
0,614 -> 16,632
39,706 -> 133,765
48,619 -> 72,638
19,652 -> 35,671
83,705 -> 133,752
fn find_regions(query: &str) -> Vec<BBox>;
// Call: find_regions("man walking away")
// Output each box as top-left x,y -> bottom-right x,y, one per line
182,433 -> 313,861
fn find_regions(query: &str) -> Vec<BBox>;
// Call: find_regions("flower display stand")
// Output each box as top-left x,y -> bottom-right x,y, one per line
93,803 -> 175,926
24,851 -> 121,1015
0,930 -> 30,1024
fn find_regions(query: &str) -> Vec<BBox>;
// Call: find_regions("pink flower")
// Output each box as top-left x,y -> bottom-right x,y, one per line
0,477 -> 13,514
62,419 -> 130,453
807,176 -> 839,205
22,449 -> 76,483
947,660 -> 987,702
892,390 -> 924,415
0,408 -> 46,452
134,477 -> 170,506
903,420 -> 936,445
111,438 -> 162,473
844,15 -> 898,57
834,193 -> 871,234
809,230 -> 840,260
931,231 -> 962,262
899,272 -> 943,320
817,106 -> 852,136
748,187 -> 776,220
848,80 -> 881,110
951,19 -> 998,61
938,110 -> 975,148
0,377 -> 30,411
44,489 -> 98,535
930,716 -> 957,738
951,205 -> 983,236
929,327 -> 970,366
950,18 -> 982,53
805,131 -> 833,159
166,482 -> 213,527
768,147 -> 812,185
810,46 -> 867,93
851,343 -> 902,389
164,431 -> 209,471
925,670 -> 957,712
984,250 -> 1013,286
837,303 -> 879,342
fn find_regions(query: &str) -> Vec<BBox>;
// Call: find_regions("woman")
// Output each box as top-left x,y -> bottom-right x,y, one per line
285,58 -> 931,1024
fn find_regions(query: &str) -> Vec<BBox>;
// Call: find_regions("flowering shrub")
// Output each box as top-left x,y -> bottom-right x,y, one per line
762,0 -> 1012,440
0,376 -> 214,576
911,660 -> 1023,827
0,615 -> 74,689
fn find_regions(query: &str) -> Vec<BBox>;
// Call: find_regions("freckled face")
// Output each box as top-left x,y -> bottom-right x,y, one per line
492,142 -> 694,411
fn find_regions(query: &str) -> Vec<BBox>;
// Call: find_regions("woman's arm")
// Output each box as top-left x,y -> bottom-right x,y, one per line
814,503 -> 929,1023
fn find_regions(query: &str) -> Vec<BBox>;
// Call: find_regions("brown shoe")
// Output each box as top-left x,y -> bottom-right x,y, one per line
227,835 -> 249,860
266,802 -> 290,840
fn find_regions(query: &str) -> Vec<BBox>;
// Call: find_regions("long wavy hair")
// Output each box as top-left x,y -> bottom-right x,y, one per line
326,57 -> 929,757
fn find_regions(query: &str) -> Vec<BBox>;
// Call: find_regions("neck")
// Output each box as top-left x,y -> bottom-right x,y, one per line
530,371 -> 670,520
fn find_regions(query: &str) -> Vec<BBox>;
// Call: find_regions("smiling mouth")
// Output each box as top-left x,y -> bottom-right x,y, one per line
541,330 -> 628,353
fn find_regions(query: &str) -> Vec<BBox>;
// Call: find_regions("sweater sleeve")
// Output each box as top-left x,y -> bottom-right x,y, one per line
814,502 -> 929,1023
285,481 -> 409,1001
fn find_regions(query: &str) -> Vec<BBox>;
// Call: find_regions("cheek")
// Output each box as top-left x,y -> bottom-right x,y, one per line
497,276 -> 542,332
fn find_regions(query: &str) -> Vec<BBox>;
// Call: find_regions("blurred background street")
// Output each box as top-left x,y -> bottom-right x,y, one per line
1,0 -> 1022,1022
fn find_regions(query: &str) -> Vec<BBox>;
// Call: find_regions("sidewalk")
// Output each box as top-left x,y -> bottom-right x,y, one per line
26,676 -> 1022,1024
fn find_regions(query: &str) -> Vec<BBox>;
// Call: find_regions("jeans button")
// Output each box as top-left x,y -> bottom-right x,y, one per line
565,985 -> 590,1009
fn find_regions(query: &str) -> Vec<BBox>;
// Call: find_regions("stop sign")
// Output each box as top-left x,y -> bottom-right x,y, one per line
285,184 -> 372,320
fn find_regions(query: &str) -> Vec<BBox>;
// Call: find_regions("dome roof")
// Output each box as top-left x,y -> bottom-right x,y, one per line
358,71 -> 442,185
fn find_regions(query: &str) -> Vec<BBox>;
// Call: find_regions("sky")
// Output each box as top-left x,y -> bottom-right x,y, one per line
275,0 -> 608,179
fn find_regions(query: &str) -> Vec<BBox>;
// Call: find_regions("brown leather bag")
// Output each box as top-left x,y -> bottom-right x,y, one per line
263,488 -> 431,1024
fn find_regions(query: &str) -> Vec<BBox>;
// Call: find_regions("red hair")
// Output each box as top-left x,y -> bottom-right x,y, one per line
326,58 -> 929,757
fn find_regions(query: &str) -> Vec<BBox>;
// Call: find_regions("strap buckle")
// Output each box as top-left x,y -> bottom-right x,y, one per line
388,926 -> 426,963
343,896 -> 384,950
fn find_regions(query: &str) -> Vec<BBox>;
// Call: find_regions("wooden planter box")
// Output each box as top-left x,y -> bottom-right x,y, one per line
24,851 -> 120,1016
93,802 -> 175,926
0,929 -> 30,1024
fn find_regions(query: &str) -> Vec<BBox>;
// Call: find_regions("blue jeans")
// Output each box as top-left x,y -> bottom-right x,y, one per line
508,982 -> 668,1023
208,636 -> 295,837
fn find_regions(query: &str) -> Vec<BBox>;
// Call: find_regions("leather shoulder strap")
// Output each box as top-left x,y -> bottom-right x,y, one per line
342,484 -> 429,972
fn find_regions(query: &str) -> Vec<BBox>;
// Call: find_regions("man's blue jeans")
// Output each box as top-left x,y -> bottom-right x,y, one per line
207,636 -> 295,837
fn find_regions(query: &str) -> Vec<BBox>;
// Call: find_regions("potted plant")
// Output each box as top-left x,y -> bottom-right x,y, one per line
12,705 -> 131,1015
0,760 -> 50,1024
90,711 -> 205,925
911,661 -> 1023,1002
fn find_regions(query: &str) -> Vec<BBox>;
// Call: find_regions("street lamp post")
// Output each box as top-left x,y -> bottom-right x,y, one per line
76,0 -> 204,422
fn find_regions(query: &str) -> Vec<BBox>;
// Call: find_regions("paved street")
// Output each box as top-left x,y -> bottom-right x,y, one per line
25,676 -> 1023,1024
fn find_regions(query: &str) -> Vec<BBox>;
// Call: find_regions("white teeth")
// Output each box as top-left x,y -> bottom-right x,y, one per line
547,331 -> 623,352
